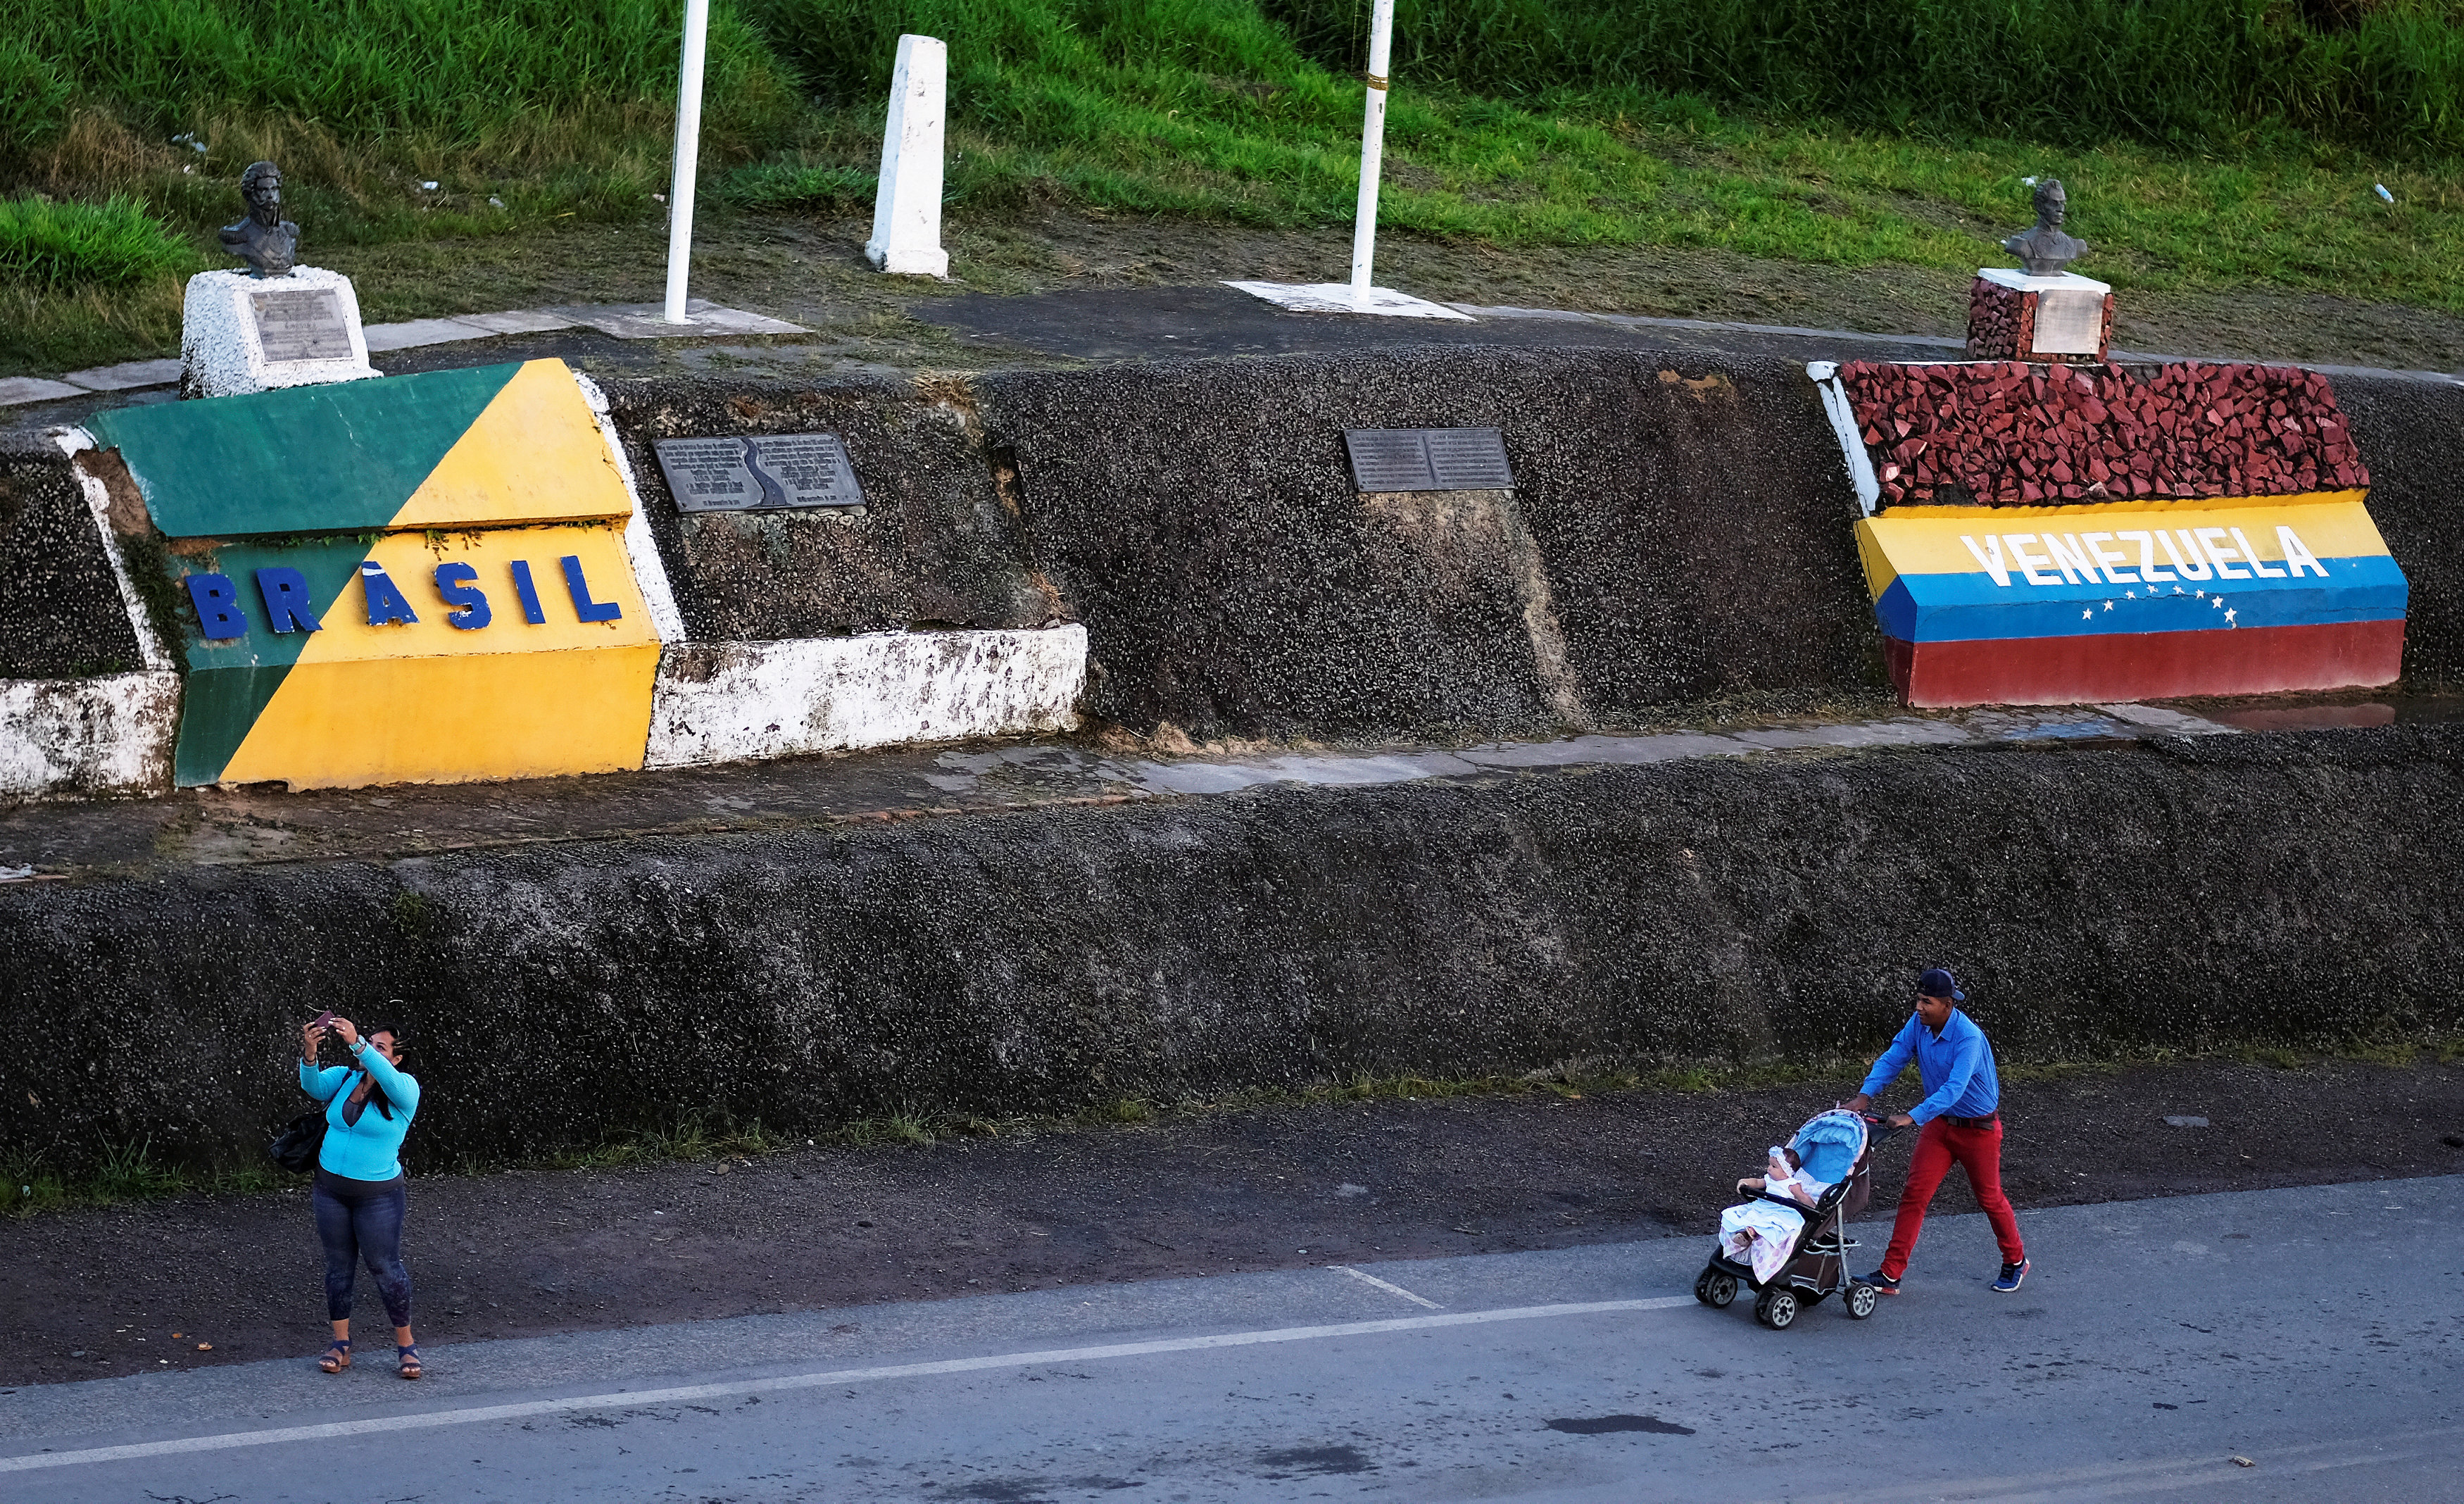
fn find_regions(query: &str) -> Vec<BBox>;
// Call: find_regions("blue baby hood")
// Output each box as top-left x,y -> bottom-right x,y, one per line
1790,1109 -> 1869,1188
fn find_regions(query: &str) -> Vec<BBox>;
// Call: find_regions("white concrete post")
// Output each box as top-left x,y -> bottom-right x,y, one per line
1349,0 -> 1396,310
662,0 -> 711,324
867,35 -> 950,277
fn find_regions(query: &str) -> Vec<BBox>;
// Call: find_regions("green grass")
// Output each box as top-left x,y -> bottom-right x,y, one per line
0,192 -> 191,288
3,0 -> 2463,375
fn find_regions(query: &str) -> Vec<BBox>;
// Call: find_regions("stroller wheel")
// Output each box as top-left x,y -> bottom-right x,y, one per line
1754,1289 -> 1799,1329
1845,1281 -> 1879,1320
1695,1267 -> 1738,1309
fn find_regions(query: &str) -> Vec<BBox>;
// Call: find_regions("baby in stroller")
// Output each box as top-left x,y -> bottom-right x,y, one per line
1695,1108 -> 1890,1328
1720,1146 -> 1832,1281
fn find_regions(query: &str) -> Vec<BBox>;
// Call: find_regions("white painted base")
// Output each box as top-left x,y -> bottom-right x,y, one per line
866,35 -> 950,278
1224,282 -> 1476,320
1978,267 -> 2113,297
181,268 -> 379,399
0,671 -> 180,798
644,626 -> 1088,770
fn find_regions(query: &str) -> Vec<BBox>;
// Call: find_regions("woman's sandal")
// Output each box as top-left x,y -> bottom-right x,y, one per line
317,1339 -> 351,1373
396,1345 -> 422,1380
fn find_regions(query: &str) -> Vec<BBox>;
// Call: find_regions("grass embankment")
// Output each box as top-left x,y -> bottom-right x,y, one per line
2,1 -> 2460,371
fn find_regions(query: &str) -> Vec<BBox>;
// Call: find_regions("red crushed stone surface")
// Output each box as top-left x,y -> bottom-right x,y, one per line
1840,359 -> 2368,509
1965,277 -> 2112,366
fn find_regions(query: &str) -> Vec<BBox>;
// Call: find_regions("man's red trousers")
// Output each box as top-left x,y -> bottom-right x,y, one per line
1879,1117 -> 2025,1279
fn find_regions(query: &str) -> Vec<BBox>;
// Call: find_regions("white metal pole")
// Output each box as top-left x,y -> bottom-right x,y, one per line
1349,0 -> 1395,309
662,0 -> 711,325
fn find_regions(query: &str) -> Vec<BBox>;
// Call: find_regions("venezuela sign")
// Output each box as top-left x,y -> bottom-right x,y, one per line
1854,491 -> 2405,706
85,359 -> 661,788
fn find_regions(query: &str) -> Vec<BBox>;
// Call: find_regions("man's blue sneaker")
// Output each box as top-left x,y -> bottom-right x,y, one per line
1994,1258 -> 2031,1292
1861,1270 -> 1901,1296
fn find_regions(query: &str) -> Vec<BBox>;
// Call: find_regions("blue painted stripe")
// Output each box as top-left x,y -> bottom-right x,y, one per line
1878,553 -> 2406,644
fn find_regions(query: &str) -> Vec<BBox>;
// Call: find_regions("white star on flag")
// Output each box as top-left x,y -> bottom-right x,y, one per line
2225,608 -> 2237,623
2212,596 -> 2223,608
2125,591 -> 2137,599
2082,609 -> 2093,620
2104,601 -> 2114,611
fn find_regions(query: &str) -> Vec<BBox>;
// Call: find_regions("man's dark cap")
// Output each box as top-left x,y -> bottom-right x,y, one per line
1917,967 -> 1965,1001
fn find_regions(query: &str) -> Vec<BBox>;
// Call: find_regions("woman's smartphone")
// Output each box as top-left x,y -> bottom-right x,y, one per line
310,1010 -> 334,1031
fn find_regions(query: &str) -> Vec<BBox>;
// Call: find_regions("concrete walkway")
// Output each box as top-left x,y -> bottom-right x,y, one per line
3,695 -> 2389,880
4,1176 -> 2456,1501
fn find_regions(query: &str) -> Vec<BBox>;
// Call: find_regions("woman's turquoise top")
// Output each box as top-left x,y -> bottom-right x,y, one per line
298,1044 -> 420,1181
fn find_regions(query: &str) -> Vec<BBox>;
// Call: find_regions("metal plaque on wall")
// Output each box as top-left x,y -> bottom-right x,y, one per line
1343,427 -> 1514,492
652,434 -> 865,512
251,288 -> 354,363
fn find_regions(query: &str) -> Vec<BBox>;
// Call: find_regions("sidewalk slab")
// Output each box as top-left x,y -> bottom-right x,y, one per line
60,358 -> 184,393
361,316 -> 501,352
455,308 -> 577,336
549,301 -> 808,339
0,377 -> 86,407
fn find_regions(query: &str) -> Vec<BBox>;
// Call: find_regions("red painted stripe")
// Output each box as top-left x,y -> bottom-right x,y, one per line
1886,619 -> 2404,708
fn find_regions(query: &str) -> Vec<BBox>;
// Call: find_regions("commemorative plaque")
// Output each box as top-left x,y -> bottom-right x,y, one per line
2030,287 -> 2105,356
1343,427 -> 1514,492
653,434 -> 865,513
250,287 -> 355,363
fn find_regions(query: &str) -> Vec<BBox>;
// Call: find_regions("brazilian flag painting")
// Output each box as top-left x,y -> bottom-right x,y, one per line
87,360 -> 662,789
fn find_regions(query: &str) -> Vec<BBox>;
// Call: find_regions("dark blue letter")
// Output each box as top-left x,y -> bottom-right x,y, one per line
433,562 -> 491,630
560,555 -> 622,623
252,567 -> 322,634
184,572 -> 246,640
508,560 -> 547,625
359,562 -> 419,627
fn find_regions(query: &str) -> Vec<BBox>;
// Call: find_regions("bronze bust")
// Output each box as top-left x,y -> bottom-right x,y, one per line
219,161 -> 301,277
2001,178 -> 2089,277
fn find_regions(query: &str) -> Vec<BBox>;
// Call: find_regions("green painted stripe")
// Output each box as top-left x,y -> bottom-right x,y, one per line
89,363 -> 522,539
165,537 -> 375,786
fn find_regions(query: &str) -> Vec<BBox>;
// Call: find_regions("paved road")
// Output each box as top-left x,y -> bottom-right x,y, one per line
4,1177 -> 2456,1502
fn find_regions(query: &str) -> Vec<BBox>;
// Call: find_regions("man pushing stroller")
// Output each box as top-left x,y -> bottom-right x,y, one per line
1843,967 -> 2030,1296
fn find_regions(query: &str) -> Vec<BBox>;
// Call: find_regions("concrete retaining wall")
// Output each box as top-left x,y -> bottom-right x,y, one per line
3,723 -> 2456,1172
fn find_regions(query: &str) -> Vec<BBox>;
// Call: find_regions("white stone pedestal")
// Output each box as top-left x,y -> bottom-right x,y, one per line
180,267 -> 380,399
865,35 -> 950,277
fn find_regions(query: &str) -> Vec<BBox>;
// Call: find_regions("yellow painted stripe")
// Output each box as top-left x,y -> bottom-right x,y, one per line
218,525 -> 659,787
1880,488 -> 2367,520
1860,499 -> 2389,582
1855,518 -> 1902,599
217,644 -> 660,789
389,359 -> 634,529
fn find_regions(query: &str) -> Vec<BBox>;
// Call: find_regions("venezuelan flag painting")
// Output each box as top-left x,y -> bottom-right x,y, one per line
86,359 -> 664,789
1854,492 -> 2406,707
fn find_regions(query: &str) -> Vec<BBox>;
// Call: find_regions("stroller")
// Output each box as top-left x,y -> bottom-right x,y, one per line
1694,1108 -> 1899,1330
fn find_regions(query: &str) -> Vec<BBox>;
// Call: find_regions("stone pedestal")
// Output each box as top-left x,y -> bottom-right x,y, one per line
180,267 -> 379,399
1966,268 -> 2113,365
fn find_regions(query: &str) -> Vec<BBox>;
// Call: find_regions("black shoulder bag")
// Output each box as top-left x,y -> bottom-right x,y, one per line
270,1089 -> 335,1174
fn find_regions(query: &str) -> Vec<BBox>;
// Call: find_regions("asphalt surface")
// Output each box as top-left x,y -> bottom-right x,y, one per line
4,1176 -> 2456,1502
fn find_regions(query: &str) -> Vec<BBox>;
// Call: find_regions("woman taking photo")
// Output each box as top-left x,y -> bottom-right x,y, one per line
297,1015 -> 422,1379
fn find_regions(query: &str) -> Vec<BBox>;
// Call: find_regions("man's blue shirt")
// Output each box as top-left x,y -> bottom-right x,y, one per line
1860,1008 -> 2000,1123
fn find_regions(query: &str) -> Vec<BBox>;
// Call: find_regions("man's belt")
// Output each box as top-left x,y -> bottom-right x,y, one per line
1947,1113 -> 2000,1129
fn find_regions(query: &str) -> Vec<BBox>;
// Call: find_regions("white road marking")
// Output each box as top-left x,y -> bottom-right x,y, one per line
0,1295 -> 1695,1474
1328,1265 -> 1442,1308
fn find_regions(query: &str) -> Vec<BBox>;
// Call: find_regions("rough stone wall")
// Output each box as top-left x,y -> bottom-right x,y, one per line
0,440 -> 144,679
2333,373 -> 2464,691
3,725 -> 2455,1172
603,375 -> 1064,641
985,347 -> 1878,741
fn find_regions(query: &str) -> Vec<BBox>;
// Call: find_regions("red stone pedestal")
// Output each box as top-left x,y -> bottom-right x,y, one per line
1967,270 -> 2113,365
